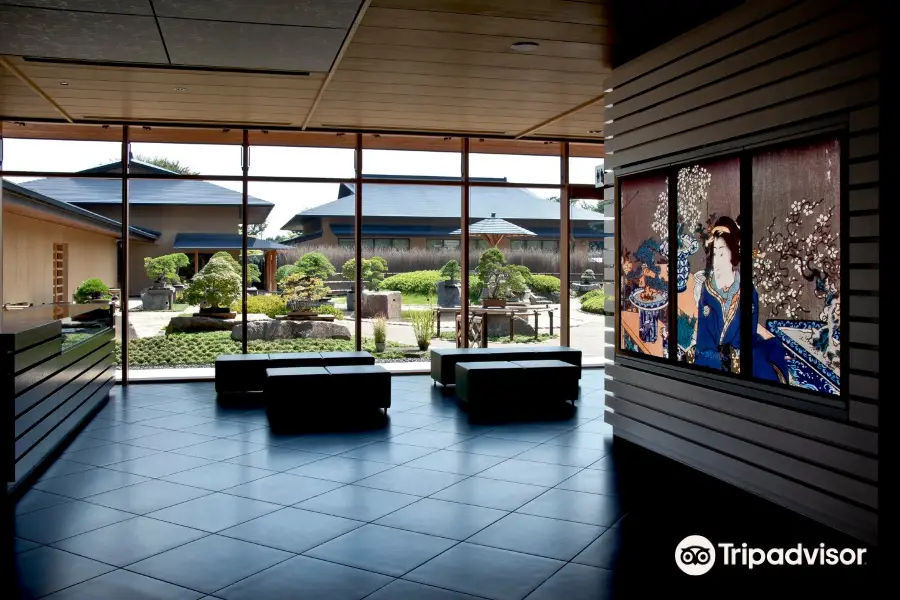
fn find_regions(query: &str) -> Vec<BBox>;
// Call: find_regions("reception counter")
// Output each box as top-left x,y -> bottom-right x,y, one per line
3,303 -> 115,494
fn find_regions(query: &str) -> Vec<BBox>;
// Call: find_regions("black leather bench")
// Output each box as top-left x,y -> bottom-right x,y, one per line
216,351 -> 375,394
455,359 -> 579,407
431,346 -> 582,386
264,364 -> 391,416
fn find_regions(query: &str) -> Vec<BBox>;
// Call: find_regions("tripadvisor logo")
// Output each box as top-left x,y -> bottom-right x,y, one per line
675,535 -> 867,575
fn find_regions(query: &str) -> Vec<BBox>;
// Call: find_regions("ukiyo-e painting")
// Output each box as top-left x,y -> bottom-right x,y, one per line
752,139 -> 841,395
673,158 -> 745,374
619,173 -> 669,358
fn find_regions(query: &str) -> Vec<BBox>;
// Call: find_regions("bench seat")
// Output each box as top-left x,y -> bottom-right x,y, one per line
431,346 -> 581,386
216,351 -> 375,395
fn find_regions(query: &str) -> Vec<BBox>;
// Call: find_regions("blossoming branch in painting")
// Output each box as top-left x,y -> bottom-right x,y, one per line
752,197 -> 839,320
677,165 -> 711,243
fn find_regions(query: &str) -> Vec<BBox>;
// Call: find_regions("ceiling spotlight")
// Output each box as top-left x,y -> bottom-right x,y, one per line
588,129 -> 602,134
510,41 -> 540,52
443,137 -> 452,141
173,87 -> 186,92
59,81 -> 69,86
142,126 -> 151,130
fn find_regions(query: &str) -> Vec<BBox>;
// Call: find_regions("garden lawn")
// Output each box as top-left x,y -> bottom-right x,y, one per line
118,331 -> 408,367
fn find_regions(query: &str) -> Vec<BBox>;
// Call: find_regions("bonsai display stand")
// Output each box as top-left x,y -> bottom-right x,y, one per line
277,314 -> 336,322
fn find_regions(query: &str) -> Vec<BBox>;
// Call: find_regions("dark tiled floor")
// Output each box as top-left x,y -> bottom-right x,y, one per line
11,372 -> 878,599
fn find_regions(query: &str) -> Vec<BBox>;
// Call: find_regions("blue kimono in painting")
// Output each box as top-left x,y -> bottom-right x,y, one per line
694,273 -> 789,382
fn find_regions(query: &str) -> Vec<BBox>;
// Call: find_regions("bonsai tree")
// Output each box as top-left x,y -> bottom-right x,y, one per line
207,251 -> 261,287
342,256 -> 389,289
408,309 -> 434,351
439,259 -> 461,282
275,264 -> 299,285
144,253 -> 190,287
74,278 -> 111,303
183,254 -> 242,313
281,273 -> 330,305
295,252 -> 336,280
475,248 -> 527,299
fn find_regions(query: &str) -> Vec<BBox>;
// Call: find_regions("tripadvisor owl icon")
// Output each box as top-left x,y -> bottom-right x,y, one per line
675,535 -> 716,575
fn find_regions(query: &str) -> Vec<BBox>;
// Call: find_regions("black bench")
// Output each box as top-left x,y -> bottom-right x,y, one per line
454,359 -> 579,407
216,351 -> 375,394
431,346 -> 582,386
265,364 -> 391,416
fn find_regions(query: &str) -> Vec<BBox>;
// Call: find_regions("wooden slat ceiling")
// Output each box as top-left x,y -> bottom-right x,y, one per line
0,0 -> 610,145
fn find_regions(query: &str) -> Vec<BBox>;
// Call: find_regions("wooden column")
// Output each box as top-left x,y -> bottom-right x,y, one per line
120,125 -> 130,384
559,142 -> 571,347
194,251 -> 199,275
354,133 -> 363,350
460,138 -> 470,348
240,130 -> 249,354
265,251 -> 276,291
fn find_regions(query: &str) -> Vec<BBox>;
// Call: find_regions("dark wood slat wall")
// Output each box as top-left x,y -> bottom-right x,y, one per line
602,0 -> 879,544
5,324 -> 114,494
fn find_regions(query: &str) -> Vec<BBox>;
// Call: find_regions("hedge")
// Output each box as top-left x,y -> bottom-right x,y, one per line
234,295 -> 288,318
580,289 -> 607,314
529,275 -> 560,294
379,270 -> 442,296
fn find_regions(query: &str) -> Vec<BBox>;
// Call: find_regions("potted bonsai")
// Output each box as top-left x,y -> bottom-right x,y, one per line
183,253 -> 242,318
436,259 -> 462,307
74,278 -> 112,304
373,315 -> 388,352
342,256 -> 388,311
281,273 -> 330,318
142,253 -> 189,310
475,248 -> 527,308
295,251 -> 337,280
409,309 -> 434,351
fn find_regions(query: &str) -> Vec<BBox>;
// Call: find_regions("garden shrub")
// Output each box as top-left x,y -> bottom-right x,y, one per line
580,288 -> 608,314
234,294 -> 288,318
380,270 -> 442,296
295,252 -> 336,280
529,274 -> 560,294
468,274 -> 483,303
408,309 -> 434,350
312,304 -> 344,320
73,278 -> 110,303
275,264 -> 299,284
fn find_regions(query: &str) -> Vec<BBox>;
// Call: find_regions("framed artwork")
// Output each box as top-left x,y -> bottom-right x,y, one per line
616,134 -> 844,400
618,173 -> 669,358
751,138 -> 841,395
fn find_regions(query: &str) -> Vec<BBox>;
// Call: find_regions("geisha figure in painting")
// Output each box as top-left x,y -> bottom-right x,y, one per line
689,216 -> 788,382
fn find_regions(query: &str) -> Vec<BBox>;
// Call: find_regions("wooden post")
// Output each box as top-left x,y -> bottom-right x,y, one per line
534,310 -> 539,340
559,142 -> 570,347
460,138 -> 470,348
509,312 -> 514,342
194,250 -> 199,275
240,130 -> 249,354
120,125 -> 130,384
354,133 -> 363,350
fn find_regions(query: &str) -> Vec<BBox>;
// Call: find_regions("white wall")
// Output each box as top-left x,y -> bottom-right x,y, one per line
603,0 -> 879,543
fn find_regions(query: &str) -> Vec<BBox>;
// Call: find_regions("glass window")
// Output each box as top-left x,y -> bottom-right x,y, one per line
361,239 -> 375,250
374,238 -> 392,250
392,239 -> 410,250
338,238 -> 353,248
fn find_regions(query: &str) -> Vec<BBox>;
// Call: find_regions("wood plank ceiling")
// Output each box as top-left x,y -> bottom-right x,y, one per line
0,0 -> 611,143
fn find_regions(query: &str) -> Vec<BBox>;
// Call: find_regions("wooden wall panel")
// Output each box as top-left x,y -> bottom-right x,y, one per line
603,0 -> 880,544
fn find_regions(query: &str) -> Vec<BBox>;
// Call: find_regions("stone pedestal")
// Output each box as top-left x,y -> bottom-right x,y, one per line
360,290 -> 401,319
141,287 -> 174,310
435,281 -> 461,307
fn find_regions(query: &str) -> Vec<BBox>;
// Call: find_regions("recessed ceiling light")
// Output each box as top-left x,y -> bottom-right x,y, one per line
510,41 -> 540,52
59,81 -> 69,86
173,87 -> 186,92
588,129 -> 602,134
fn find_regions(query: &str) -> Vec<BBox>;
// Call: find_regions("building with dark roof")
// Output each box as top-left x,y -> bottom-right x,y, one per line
2,180 -> 159,306
18,161 -> 283,295
282,175 -> 610,253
